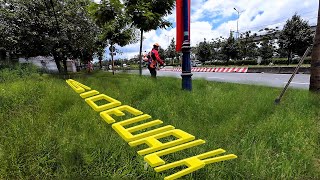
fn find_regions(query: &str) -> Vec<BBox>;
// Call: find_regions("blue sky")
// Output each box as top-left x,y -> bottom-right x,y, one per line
94,0 -> 318,60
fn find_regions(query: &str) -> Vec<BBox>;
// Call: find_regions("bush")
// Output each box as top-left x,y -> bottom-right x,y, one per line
234,60 -> 258,65
272,56 -> 311,65
0,64 -> 39,83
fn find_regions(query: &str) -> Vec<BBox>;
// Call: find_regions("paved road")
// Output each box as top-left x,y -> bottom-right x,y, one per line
141,69 -> 310,89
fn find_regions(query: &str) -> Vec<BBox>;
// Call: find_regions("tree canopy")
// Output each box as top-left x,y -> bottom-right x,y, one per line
197,39 -> 212,62
124,0 -> 175,75
222,33 -> 239,64
279,14 -> 313,64
165,38 -> 179,61
0,0 -> 100,73
124,0 -> 175,32
88,0 -> 137,47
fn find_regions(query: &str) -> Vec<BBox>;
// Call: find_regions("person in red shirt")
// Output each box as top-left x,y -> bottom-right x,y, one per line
144,43 -> 164,78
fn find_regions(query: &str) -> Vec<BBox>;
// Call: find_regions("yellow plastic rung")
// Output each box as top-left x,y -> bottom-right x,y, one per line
112,114 -> 175,142
129,129 -> 195,156
144,139 -> 205,167
100,105 -> 143,124
155,157 -> 205,180
66,79 -> 91,93
85,94 -> 121,112
203,154 -> 237,165
195,148 -> 225,160
80,90 -> 99,99
126,120 -> 163,132
154,150 -> 237,180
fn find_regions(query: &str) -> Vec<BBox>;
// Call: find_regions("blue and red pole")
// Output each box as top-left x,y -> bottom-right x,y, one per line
180,0 -> 192,91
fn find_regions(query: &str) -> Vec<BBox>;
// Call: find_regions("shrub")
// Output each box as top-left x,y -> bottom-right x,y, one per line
0,64 -> 39,83
272,57 -> 311,65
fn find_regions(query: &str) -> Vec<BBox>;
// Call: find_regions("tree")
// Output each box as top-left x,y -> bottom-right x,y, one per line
158,47 -> 166,61
0,0 -> 100,74
165,38 -> 178,64
258,39 -> 274,64
238,31 -> 258,60
309,1 -> 320,92
222,33 -> 239,65
124,0 -> 175,75
95,41 -> 105,69
210,37 -> 226,61
88,0 -> 138,74
207,39 -> 218,61
257,28 -> 278,64
191,46 -> 198,60
196,39 -> 212,62
279,14 -> 313,65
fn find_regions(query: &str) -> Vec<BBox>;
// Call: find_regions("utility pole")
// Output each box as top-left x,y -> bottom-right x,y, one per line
233,8 -> 245,39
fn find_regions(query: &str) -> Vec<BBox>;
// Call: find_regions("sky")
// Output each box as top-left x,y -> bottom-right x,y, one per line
94,0 -> 318,60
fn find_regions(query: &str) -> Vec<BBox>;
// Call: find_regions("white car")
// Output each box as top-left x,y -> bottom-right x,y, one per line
195,62 -> 202,67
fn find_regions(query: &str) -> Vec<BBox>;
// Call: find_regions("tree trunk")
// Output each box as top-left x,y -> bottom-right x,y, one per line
99,57 -> 102,69
309,0 -> 320,92
287,50 -> 292,65
53,51 -> 62,73
226,56 -> 230,66
111,43 -> 115,75
139,29 -> 143,76
63,57 -> 68,75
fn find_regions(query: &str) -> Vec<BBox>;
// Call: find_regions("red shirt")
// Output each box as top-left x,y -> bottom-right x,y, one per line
149,48 -> 164,68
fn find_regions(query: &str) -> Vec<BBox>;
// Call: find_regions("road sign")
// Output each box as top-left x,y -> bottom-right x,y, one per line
109,52 -> 116,56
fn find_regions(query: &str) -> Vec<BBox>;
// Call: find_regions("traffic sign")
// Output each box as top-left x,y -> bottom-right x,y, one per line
109,53 -> 116,56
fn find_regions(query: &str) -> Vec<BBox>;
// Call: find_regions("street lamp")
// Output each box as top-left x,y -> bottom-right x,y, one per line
181,0 -> 192,91
233,7 -> 239,39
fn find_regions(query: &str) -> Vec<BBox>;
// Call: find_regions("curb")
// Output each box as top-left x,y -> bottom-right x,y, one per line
247,67 -> 310,74
160,67 -> 248,73
160,67 -> 311,74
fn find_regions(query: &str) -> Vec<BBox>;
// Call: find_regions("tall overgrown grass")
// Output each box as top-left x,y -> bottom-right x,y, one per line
0,69 -> 319,179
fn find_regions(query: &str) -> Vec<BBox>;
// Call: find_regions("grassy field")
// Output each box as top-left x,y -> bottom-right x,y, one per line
0,67 -> 319,179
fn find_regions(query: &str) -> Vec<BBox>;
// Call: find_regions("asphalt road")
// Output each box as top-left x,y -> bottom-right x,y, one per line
140,69 -> 311,89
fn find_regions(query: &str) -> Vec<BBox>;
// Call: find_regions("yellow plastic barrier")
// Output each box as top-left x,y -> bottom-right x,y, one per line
85,94 -> 121,112
144,139 -> 205,167
112,114 -> 175,142
80,90 -> 99,99
65,79 -> 237,180
66,79 -> 91,93
129,129 -> 195,155
154,149 -> 238,180
100,105 -> 143,124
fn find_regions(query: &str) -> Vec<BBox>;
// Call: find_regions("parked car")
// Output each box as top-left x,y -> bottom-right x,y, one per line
191,60 -> 202,67
292,55 -> 300,60
195,62 -> 202,67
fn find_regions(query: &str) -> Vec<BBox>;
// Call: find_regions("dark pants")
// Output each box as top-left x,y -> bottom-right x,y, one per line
148,67 -> 157,78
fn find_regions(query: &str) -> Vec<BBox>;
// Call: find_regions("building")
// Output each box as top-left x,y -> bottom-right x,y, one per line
19,56 -> 77,73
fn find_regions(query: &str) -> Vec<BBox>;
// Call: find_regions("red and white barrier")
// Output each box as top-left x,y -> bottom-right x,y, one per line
160,67 -> 248,73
